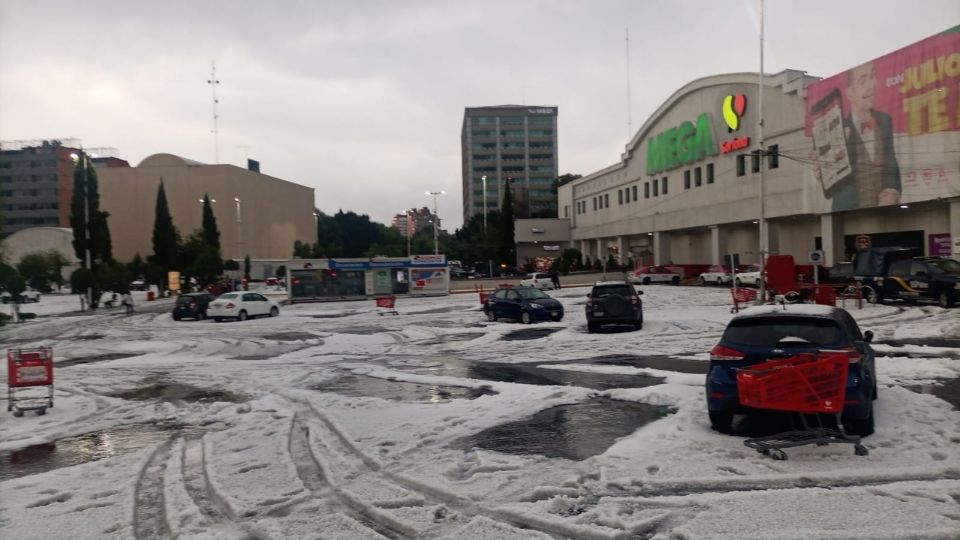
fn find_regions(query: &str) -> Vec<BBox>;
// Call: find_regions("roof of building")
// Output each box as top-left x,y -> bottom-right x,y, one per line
138,153 -> 207,168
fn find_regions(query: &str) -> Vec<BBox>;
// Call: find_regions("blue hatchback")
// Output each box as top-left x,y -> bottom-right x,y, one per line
705,305 -> 877,435
483,286 -> 564,324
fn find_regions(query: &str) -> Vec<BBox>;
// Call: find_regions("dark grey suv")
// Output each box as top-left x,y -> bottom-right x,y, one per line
586,281 -> 643,332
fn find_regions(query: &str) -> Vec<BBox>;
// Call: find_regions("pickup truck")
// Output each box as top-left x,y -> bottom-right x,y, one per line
851,247 -> 960,308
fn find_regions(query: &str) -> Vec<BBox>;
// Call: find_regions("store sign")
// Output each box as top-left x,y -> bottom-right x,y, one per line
528,108 -> 553,114
722,94 -> 747,131
855,234 -> 872,250
720,136 -> 751,153
543,245 -> 560,251
929,233 -> 951,256
646,113 -> 719,175
411,254 -> 447,266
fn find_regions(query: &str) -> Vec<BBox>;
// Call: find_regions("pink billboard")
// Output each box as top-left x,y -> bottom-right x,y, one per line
805,26 -> 960,211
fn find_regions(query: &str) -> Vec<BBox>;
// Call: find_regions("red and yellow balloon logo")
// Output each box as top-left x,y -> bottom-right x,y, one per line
722,94 -> 747,132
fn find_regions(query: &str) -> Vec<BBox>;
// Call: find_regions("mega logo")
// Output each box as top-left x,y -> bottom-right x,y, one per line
646,113 -> 719,175
720,93 -> 750,154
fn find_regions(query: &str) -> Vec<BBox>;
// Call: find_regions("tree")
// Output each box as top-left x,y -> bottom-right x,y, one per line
127,253 -> 147,279
223,259 -> 239,271
243,255 -> 251,282
4,274 -> 26,302
201,193 -> 221,249
69,268 -> 93,302
179,231 -> 223,287
151,180 -> 180,275
275,265 -> 286,279
70,154 -> 114,305
17,251 -> 68,292
498,178 -> 516,265
293,240 -> 311,258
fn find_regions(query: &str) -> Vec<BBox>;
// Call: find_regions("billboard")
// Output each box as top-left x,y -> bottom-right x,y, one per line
805,26 -> 960,212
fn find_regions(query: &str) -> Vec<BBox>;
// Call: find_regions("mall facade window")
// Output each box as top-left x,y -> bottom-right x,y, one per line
684,170 -> 691,189
644,182 -> 650,199
736,155 -> 746,177
604,193 -> 609,207
751,150 -> 761,173
661,177 -> 668,195
707,163 -> 715,183
632,185 -> 637,201
653,181 -> 659,197
618,189 -> 623,205
768,144 -> 779,169
695,167 -> 702,187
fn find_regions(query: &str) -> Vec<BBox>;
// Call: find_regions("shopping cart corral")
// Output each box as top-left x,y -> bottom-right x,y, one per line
736,352 -> 868,460
7,347 -> 55,417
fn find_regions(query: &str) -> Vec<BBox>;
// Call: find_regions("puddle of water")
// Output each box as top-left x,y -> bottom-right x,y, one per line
570,354 -> 708,375
110,381 -> 245,403
0,423 -> 202,481
908,378 -> 960,409
453,398 -> 674,461
74,334 -> 106,340
310,375 -> 497,403
334,326 -> 392,335
263,332 -> 320,341
412,361 -> 664,391
501,328 -> 562,341
58,352 -> 142,368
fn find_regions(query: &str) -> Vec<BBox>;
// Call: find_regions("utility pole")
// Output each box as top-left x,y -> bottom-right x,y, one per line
757,0 -> 767,304
207,61 -> 221,163
426,190 -> 445,255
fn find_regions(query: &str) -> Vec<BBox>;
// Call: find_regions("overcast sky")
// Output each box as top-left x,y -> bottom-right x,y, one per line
1,1 -> 957,229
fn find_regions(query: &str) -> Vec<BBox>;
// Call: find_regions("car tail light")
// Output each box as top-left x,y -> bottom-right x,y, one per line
225,302 -> 235,309
586,297 -> 593,307
839,347 -> 862,364
710,344 -> 745,361
191,301 -> 197,308
630,295 -> 640,304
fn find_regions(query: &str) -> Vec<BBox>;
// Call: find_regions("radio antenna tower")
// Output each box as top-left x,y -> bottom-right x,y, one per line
625,27 -> 633,139
207,61 -> 221,163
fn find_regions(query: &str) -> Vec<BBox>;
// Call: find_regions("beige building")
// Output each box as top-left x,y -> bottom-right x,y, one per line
99,154 -> 315,262
514,218 -> 570,265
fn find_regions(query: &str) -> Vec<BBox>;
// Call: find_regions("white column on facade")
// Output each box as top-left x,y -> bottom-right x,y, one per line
820,213 -> 844,266
580,240 -> 589,260
596,238 -> 604,263
951,201 -> 960,257
653,232 -> 671,265
709,225 -> 728,266
616,236 -> 626,264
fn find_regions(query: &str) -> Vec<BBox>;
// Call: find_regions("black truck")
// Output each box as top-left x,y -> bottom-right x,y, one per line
848,247 -> 960,308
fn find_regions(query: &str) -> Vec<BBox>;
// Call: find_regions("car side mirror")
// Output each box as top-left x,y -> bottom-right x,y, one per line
637,290 -> 644,295
863,330 -> 874,343
586,293 -> 592,298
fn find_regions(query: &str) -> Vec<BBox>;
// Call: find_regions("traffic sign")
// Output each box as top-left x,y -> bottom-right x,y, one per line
808,250 -> 824,265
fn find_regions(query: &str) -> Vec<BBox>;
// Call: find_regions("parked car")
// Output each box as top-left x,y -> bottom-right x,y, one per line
705,304 -> 877,436
585,281 -> 644,332
628,266 -> 681,285
172,292 -> 214,321
699,265 -> 733,286
735,265 -> 763,287
520,272 -> 554,290
1,289 -> 41,303
483,286 -> 563,324
208,292 -> 280,322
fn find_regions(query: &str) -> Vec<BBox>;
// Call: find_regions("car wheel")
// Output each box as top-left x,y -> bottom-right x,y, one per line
709,411 -> 734,434
938,291 -> 954,308
270,306 -> 279,317
643,277 -> 651,285
173,314 -> 181,321
521,311 -> 532,324
634,321 -> 642,330
485,308 -> 497,322
587,322 -> 598,333
197,311 -> 205,321
214,317 -> 223,322
735,278 -> 743,287
238,310 -> 248,321
699,277 -> 706,286
671,276 -> 680,285
717,278 -> 724,286
844,401 -> 874,437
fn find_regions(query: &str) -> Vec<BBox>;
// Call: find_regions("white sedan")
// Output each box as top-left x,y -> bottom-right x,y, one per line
734,265 -> 764,287
627,266 -> 681,285
208,292 -> 279,322
698,265 -> 733,286
520,272 -> 554,290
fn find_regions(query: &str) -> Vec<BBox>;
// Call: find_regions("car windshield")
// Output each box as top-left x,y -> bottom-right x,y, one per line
593,285 -> 632,297
218,293 -> 238,300
517,288 -> 549,300
722,317 -> 846,347
925,259 -> 960,274
176,296 -> 196,305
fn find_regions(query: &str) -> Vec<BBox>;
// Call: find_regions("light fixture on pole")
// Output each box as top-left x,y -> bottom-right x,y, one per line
480,175 -> 487,234
426,190 -> 445,255
313,211 -> 319,246
234,197 -> 243,260
69,152 -> 92,310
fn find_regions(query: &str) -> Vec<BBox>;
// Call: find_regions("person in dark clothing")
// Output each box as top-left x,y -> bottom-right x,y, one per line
549,268 -> 561,290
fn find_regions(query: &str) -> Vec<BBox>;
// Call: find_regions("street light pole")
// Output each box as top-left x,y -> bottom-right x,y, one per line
234,197 -> 243,260
481,175 -> 487,234
403,210 -> 412,256
426,190 -> 445,255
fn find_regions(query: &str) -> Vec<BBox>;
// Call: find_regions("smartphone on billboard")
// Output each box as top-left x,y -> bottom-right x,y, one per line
810,88 -> 852,196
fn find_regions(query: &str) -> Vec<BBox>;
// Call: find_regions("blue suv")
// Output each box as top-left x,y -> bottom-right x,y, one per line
706,305 -> 877,436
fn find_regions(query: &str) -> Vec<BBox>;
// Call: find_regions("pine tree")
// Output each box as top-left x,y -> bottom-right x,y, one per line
151,180 -> 180,272
201,193 -> 220,249
498,178 -> 516,265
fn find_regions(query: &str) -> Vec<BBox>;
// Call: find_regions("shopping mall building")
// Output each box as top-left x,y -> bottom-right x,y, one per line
559,27 -> 960,268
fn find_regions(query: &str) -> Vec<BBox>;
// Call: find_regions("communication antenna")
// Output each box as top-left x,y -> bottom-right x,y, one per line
625,27 -> 633,139
207,61 -> 221,163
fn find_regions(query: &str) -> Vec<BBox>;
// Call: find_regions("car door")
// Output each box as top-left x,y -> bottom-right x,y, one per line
489,289 -> 509,318
504,289 -> 522,319
886,260 -> 913,300
253,293 -> 272,315
241,293 -> 261,316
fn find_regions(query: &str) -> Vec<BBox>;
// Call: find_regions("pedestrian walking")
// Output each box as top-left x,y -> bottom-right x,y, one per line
122,292 -> 134,315
549,268 -> 562,290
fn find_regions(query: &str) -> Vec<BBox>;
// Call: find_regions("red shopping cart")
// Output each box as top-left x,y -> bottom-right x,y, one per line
374,295 -> 399,316
730,287 -> 757,313
7,347 -> 54,417
736,352 -> 868,460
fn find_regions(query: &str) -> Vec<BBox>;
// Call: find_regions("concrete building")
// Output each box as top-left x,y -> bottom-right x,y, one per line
514,218 -> 571,267
391,207 -> 435,237
0,226 -> 81,281
98,153 -> 316,262
461,105 -> 559,225
559,27 -> 960,268
0,141 -> 80,238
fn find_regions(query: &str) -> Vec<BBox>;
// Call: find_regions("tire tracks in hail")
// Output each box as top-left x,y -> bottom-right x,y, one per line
133,438 -> 175,540
280,392 -> 565,539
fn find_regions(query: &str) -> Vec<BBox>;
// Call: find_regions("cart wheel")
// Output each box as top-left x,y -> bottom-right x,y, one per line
770,449 -> 788,461
37,407 -> 46,416
854,444 -> 869,457
13,409 -> 24,417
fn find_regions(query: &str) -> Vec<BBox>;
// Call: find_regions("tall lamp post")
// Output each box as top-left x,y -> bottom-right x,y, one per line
480,175 -> 488,234
426,190 -> 445,255
400,209 -> 413,256
234,198 -> 243,260
70,152 -> 92,310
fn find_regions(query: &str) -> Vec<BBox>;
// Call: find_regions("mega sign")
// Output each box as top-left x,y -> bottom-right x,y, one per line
646,113 -> 719,175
